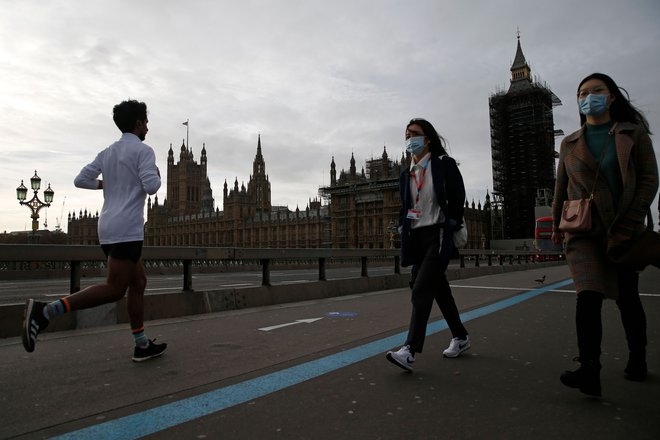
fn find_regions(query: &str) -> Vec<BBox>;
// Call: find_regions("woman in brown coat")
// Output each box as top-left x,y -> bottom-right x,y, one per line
552,73 -> 658,396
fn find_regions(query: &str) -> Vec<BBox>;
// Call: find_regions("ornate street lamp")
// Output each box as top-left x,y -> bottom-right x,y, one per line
387,220 -> 398,249
16,170 -> 54,243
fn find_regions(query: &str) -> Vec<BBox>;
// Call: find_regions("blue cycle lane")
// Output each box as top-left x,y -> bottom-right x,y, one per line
53,278 -> 574,440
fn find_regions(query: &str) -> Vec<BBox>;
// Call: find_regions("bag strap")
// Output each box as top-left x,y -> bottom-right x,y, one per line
589,122 -> 617,199
438,155 -> 462,228
644,209 -> 654,232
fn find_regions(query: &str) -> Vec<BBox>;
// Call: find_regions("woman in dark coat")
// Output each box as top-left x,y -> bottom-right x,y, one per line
386,118 -> 469,372
552,73 -> 659,396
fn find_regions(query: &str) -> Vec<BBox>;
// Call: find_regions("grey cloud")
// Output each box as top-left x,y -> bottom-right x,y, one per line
1,0 -> 659,231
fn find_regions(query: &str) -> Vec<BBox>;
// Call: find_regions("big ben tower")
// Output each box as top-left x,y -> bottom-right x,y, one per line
489,33 -> 562,239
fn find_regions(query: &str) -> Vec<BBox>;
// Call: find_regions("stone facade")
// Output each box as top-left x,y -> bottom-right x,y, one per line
144,135 -> 330,248
67,137 -> 491,249
319,149 -> 492,249
67,209 -> 100,245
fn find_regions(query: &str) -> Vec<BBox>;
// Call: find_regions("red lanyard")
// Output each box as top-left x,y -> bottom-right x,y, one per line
411,160 -> 429,205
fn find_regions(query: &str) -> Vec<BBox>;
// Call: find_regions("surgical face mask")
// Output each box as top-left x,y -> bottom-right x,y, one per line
579,93 -> 609,116
405,136 -> 426,156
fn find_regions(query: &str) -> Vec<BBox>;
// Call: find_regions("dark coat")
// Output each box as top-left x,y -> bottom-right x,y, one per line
552,122 -> 659,298
399,154 -> 466,267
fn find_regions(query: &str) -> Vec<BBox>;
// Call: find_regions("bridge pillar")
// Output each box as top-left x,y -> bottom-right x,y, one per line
183,260 -> 193,291
262,259 -> 271,286
70,261 -> 81,293
319,258 -> 326,281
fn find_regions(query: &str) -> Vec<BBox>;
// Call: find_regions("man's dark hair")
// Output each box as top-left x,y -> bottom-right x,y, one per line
406,118 -> 448,156
113,100 -> 148,133
578,73 -> 651,134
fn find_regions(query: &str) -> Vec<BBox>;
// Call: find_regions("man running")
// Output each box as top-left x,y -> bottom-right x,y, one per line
22,99 -> 167,362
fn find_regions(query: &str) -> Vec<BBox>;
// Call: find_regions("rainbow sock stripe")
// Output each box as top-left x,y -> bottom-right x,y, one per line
132,327 -> 149,348
43,299 -> 70,320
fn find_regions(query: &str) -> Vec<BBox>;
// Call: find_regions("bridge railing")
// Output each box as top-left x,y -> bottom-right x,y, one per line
0,244 -> 563,293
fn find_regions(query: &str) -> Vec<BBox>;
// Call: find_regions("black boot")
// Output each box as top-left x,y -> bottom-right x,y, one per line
560,358 -> 602,397
624,351 -> 647,381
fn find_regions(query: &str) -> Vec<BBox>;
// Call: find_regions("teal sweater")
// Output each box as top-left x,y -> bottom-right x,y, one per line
584,122 -> 622,209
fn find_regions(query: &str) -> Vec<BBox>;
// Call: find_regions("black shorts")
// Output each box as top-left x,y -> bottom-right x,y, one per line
101,241 -> 143,263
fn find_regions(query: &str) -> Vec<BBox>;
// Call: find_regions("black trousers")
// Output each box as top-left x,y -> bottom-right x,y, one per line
404,225 -> 468,354
576,268 -> 647,361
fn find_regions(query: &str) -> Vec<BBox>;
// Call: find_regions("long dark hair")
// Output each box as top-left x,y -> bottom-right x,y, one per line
578,73 -> 651,134
407,118 -> 448,156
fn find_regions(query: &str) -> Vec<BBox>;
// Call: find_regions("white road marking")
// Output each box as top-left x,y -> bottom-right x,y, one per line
450,284 -> 659,296
258,318 -> 324,332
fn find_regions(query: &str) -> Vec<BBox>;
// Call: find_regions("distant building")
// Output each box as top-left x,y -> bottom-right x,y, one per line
165,140 -> 214,217
319,149 -> 403,248
67,209 -> 100,245
144,135 -> 330,248
0,229 -> 68,245
68,137 -> 491,249
489,34 -> 561,239
320,149 -> 491,249
464,193 -> 492,250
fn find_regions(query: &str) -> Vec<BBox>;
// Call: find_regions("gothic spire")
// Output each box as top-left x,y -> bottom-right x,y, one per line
253,134 -> 266,176
511,29 -> 528,72
508,29 -> 532,91
330,156 -> 337,185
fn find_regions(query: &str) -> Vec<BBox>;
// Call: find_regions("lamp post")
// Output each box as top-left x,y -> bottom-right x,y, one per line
16,170 -> 54,244
387,220 -> 398,249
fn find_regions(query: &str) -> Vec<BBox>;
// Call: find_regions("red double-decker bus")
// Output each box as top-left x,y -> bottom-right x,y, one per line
534,216 -> 564,260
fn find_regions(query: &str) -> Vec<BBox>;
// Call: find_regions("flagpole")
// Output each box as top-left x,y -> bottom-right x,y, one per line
183,119 -> 189,149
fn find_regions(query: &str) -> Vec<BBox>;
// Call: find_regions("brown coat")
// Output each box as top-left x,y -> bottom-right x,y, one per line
552,122 -> 659,299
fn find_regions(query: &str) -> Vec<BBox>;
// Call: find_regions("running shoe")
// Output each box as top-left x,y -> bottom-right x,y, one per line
442,335 -> 470,358
22,299 -> 49,353
132,339 -> 168,362
386,345 -> 415,372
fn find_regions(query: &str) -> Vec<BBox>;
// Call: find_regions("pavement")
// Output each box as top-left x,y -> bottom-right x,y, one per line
1,264 -> 659,440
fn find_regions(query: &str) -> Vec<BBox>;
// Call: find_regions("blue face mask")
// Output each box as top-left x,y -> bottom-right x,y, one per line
405,136 -> 426,156
579,93 -> 609,116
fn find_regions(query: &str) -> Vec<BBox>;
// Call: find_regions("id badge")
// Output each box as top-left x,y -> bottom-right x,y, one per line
407,209 -> 421,220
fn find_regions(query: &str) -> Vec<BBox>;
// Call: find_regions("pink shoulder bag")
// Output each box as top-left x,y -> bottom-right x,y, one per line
559,134 -> 612,233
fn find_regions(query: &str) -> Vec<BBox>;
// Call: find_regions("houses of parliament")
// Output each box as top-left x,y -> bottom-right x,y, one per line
67,35 -> 561,250
0,36 -> 557,248
67,134 -> 493,249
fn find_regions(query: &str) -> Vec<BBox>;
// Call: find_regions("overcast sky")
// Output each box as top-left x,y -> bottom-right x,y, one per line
2,0 -> 659,234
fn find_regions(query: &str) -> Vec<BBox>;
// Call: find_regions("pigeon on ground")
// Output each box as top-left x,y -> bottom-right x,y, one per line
535,275 -> 546,284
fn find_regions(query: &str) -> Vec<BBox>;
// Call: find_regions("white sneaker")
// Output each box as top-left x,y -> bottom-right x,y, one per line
386,345 -> 415,372
443,336 -> 470,358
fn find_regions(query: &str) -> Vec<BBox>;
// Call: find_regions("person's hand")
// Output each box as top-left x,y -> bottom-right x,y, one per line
551,231 -> 563,246
607,232 -> 630,260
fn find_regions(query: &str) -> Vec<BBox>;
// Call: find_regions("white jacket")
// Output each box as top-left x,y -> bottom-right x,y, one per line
74,133 -> 161,244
